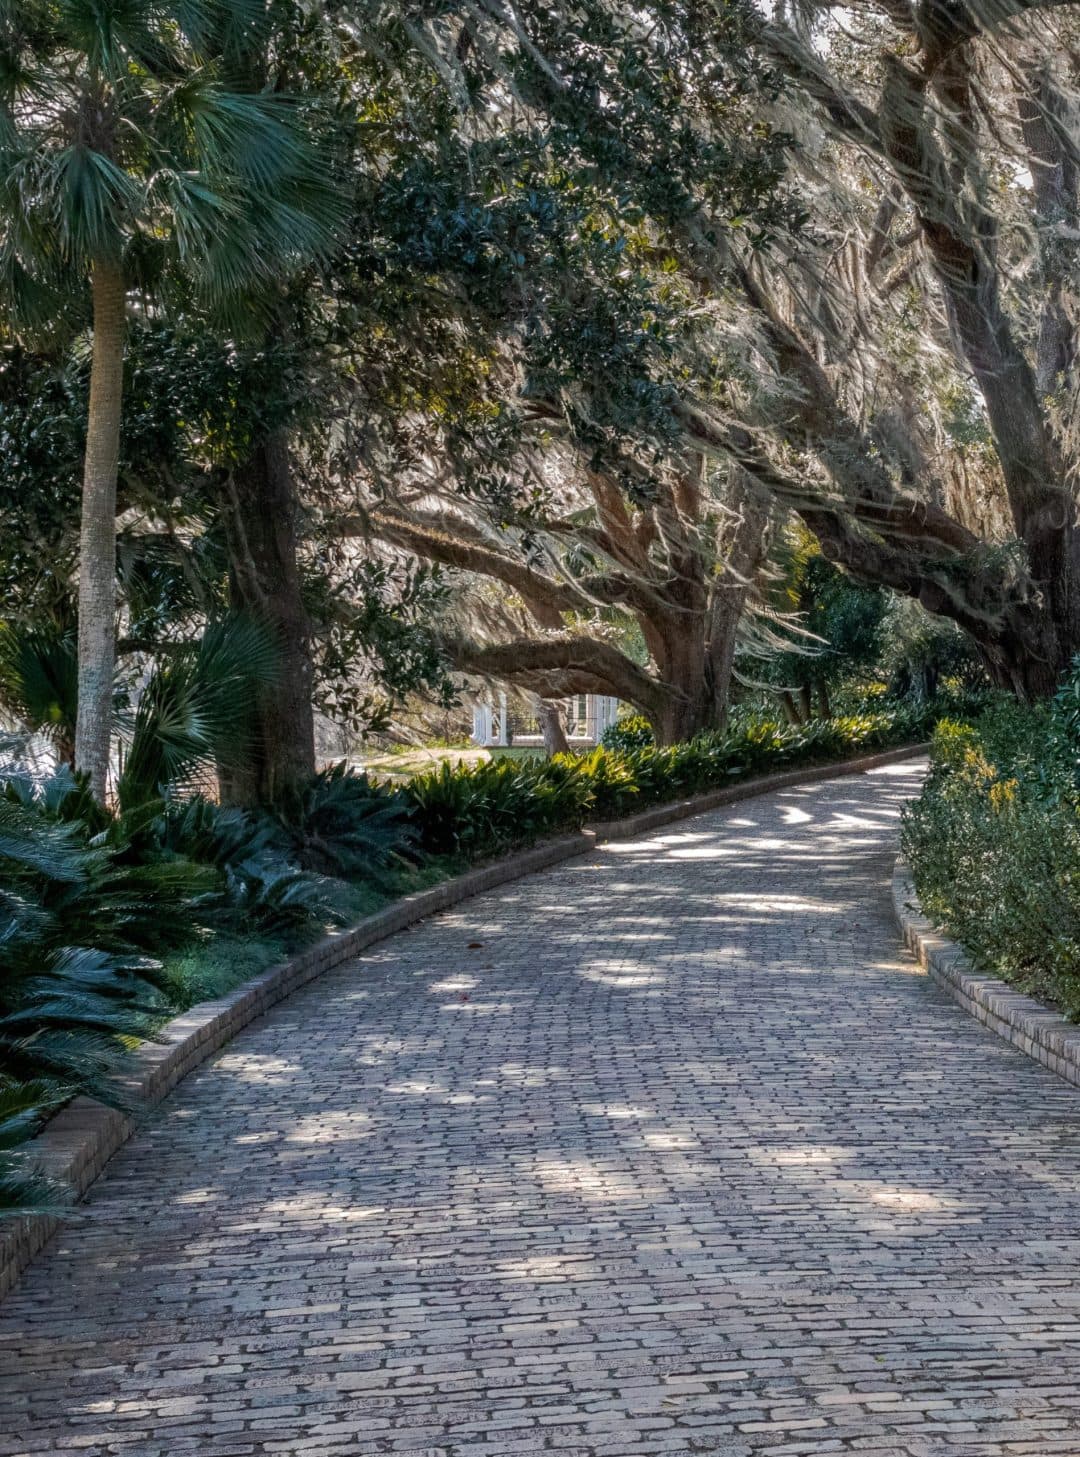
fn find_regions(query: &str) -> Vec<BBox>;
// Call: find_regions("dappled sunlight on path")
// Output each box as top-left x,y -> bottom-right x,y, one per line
4,761 -> 1080,1454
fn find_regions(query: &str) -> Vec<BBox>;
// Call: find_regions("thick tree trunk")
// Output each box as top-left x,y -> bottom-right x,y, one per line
75,260 -> 126,804
779,690 -> 802,725
651,697 -> 706,746
649,617 -> 716,744
219,433 -> 315,803
649,483 -> 768,745
706,560 -> 755,731
650,611 -> 741,743
538,700 -> 571,756
953,589 -> 1080,702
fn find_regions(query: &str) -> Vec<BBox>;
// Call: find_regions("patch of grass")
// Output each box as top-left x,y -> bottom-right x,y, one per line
161,931 -> 290,1009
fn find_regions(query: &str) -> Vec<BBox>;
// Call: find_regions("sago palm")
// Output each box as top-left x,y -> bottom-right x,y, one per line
0,0 -> 342,801
0,787 -> 187,1215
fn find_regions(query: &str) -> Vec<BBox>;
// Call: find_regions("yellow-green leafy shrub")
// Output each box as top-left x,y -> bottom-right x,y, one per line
902,695 -> 1080,1017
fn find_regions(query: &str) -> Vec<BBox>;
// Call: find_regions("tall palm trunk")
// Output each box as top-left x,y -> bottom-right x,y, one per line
75,260 -> 125,803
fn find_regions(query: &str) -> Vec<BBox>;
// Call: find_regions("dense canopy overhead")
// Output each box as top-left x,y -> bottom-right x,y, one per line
2,0 -> 1079,773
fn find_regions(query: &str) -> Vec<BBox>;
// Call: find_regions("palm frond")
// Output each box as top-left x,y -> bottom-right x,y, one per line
0,798 -> 90,883
0,1076 -> 65,1151
268,762 -> 416,879
56,145 -> 138,263
3,0 -> 345,297
0,622 -> 78,758
223,853 -> 346,934
118,615 -> 278,809
0,1078 -> 67,1212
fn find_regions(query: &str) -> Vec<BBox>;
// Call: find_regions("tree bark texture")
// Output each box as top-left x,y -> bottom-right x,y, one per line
538,700 -> 571,756
219,433 -> 316,803
75,260 -> 126,804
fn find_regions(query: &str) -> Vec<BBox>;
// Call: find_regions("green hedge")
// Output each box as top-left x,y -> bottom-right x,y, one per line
404,692 -> 985,862
902,680 -> 1080,1018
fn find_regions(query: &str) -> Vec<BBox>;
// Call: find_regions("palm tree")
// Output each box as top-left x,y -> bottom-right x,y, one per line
0,0 -> 341,801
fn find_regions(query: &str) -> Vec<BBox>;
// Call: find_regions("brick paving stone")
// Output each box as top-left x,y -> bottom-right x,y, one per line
4,761 -> 1080,1455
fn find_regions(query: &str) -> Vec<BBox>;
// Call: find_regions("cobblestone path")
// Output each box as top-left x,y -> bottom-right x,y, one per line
4,761 -> 1080,1457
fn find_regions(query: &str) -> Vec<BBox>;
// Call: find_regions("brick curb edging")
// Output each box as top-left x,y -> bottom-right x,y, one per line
892,858 -> 1080,1091
0,740 -> 927,1299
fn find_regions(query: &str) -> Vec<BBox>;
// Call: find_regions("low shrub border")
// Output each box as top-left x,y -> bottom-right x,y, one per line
893,858 -> 1080,1091
1,741 -> 926,1300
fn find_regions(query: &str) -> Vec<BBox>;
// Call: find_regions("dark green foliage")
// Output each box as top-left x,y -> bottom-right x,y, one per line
0,785 -> 205,967
756,529 -> 887,705
154,765 -> 417,931
118,618 -> 279,811
1,763 -> 106,832
903,669 -> 1080,1017
404,757 -> 593,860
218,857 -> 345,937
753,529 -> 989,718
306,559 -> 456,736
0,315 -> 466,736
0,784 -> 197,1213
0,623 -> 78,761
0,347 -> 86,618
600,714 -> 655,751
264,763 -> 415,879
154,795 -> 331,935
154,797 -> 275,870
877,598 -> 984,701
0,1078 -> 66,1214
0,1 -> 345,316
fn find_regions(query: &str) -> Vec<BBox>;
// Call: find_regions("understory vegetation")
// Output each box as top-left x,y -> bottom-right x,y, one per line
1,679 -> 987,1212
904,669 -> 1080,1019
0,758 -> 435,1210
410,689 -> 987,859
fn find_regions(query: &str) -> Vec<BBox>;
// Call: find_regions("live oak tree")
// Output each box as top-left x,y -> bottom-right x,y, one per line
690,0 -> 1080,696
0,0 -> 340,800
327,0 -> 798,739
727,0 -> 1080,697
379,0 -> 1080,700
365,461 -> 772,744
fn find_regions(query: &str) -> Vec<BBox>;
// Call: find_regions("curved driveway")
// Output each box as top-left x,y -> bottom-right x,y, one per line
4,761 -> 1080,1456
